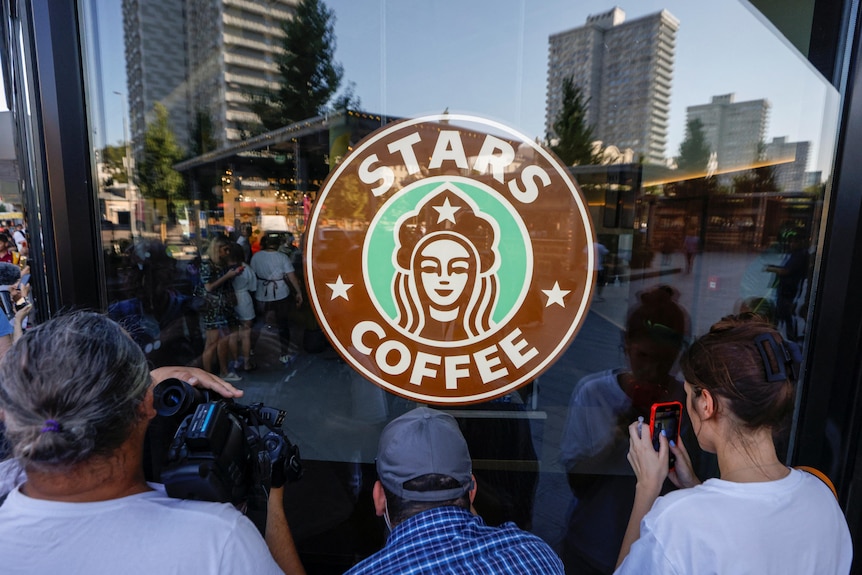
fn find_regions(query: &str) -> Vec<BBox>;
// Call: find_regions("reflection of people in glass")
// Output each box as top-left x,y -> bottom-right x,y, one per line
393,191 -> 499,342
108,240 -> 201,366
764,229 -> 809,343
559,285 -> 692,575
197,235 -> 242,378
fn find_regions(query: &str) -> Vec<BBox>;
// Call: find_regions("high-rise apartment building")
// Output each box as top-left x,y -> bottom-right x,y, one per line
187,0 -> 296,146
122,0 -> 189,158
686,93 -> 770,173
123,0 -> 296,155
546,7 -> 678,165
764,136 -> 810,192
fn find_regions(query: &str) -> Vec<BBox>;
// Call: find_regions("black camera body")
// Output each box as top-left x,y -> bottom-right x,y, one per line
149,379 -> 302,517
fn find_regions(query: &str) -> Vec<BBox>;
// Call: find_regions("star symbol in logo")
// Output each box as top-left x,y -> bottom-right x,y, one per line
327,275 -> 353,301
433,197 -> 460,224
542,281 -> 571,308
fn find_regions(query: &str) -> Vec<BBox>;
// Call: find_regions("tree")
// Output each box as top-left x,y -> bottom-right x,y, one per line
667,119 -> 717,198
136,103 -> 185,221
548,76 -> 602,166
98,143 -> 130,185
248,0 -> 343,131
733,142 -> 778,194
331,81 -> 362,113
189,110 -> 218,158
676,118 -> 711,173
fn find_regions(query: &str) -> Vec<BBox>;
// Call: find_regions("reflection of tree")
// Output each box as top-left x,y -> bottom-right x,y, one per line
325,176 -> 367,220
99,144 -> 128,185
330,81 -> 362,112
187,111 -> 220,214
732,142 -> 778,194
189,110 -> 218,157
676,118 -> 711,172
247,0 -> 344,131
548,77 -> 602,166
137,103 -> 185,222
668,119 -> 717,198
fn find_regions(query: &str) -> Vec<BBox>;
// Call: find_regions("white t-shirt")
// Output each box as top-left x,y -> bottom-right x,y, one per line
559,369 -> 631,474
12,229 -> 26,251
250,250 -> 295,302
0,480 -> 284,574
615,469 -> 852,575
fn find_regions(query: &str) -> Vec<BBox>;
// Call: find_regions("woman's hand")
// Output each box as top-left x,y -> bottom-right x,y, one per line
626,419 -> 669,499
668,435 -> 701,489
617,419 -> 671,569
150,366 -> 244,399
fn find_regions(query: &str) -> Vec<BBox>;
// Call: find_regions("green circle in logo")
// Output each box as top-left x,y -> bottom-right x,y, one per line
364,176 -> 531,345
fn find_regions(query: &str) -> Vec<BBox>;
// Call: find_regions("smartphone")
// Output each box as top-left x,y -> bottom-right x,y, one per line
650,401 -> 683,468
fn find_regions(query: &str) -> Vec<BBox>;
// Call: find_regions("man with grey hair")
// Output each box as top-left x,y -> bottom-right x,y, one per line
0,311 -> 305,574
345,406 -> 564,574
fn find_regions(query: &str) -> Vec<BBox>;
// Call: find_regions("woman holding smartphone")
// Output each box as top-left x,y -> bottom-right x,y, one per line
559,285 -> 694,574
615,316 -> 852,574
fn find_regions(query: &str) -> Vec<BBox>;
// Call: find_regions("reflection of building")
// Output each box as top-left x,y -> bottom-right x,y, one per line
686,94 -> 770,173
546,7 -> 678,165
570,163 -> 819,276
804,171 -> 823,188
175,110 -> 396,238
0,112 -> 21,210
764,136 -> 810,192
187,0 -> 297,146
122,0 -> 190,157
123,0 -> 297,154
647,192 -> 817,254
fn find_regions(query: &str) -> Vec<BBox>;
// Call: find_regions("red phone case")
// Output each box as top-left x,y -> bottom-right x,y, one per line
649,401 -> 683,467
649,401 -> 682,441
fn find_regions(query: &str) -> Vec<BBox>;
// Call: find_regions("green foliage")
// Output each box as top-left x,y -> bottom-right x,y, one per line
548,77 -> 602,166
732,142 -> 778,194
248,0 -> 344,131
99,144 -> 129,184
189,110 -> 218,157
676,118 -> 711,173
136,103 -> 184,208
331,81 -> 362,112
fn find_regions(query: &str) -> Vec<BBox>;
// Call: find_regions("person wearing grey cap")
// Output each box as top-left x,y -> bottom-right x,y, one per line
344,406 -> 564,574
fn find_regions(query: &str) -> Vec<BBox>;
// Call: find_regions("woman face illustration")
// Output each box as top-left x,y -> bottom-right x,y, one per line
417,238 -> 473,309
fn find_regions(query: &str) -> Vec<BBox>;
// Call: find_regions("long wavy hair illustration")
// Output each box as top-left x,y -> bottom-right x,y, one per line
392,187 -> 501,342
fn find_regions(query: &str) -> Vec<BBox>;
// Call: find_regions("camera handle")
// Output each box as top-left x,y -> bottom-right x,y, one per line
242,422 -> 274,536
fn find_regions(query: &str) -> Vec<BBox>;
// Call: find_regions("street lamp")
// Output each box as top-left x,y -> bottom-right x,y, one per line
113,91 -> 137,238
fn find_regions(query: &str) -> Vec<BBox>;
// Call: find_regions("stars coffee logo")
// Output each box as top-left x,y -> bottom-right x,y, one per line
307,114 -> 596,404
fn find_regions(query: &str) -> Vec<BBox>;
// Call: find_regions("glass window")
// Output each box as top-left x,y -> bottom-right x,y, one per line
81,0 -> 841,570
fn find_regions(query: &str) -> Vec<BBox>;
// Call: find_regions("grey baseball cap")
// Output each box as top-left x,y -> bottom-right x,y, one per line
376,407 -> 473,502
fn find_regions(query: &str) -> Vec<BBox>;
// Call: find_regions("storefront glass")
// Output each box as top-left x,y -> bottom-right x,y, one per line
78,0 -> 842,569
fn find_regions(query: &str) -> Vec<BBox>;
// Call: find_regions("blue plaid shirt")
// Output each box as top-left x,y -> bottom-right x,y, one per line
344,506 -> 564,574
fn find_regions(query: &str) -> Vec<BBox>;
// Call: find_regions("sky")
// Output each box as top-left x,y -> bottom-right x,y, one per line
322,0 -> 839,175
2,0 -> 842,176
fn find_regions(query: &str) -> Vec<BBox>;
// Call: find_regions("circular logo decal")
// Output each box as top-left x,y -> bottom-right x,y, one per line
307,114 -> 595,404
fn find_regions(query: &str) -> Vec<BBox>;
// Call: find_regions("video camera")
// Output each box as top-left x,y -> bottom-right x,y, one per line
146,378 -> 302,533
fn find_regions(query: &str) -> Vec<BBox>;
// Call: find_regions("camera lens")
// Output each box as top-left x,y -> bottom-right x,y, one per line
153,378 -> 208,417
162,389 -> 182,408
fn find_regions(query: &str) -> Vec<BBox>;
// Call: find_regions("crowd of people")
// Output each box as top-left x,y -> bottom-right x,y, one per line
0,217 -> 854,573
193,230 -> 299,380
0,221 -> 32,355
0,305 -> 852,573
108,228 -> 306,380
